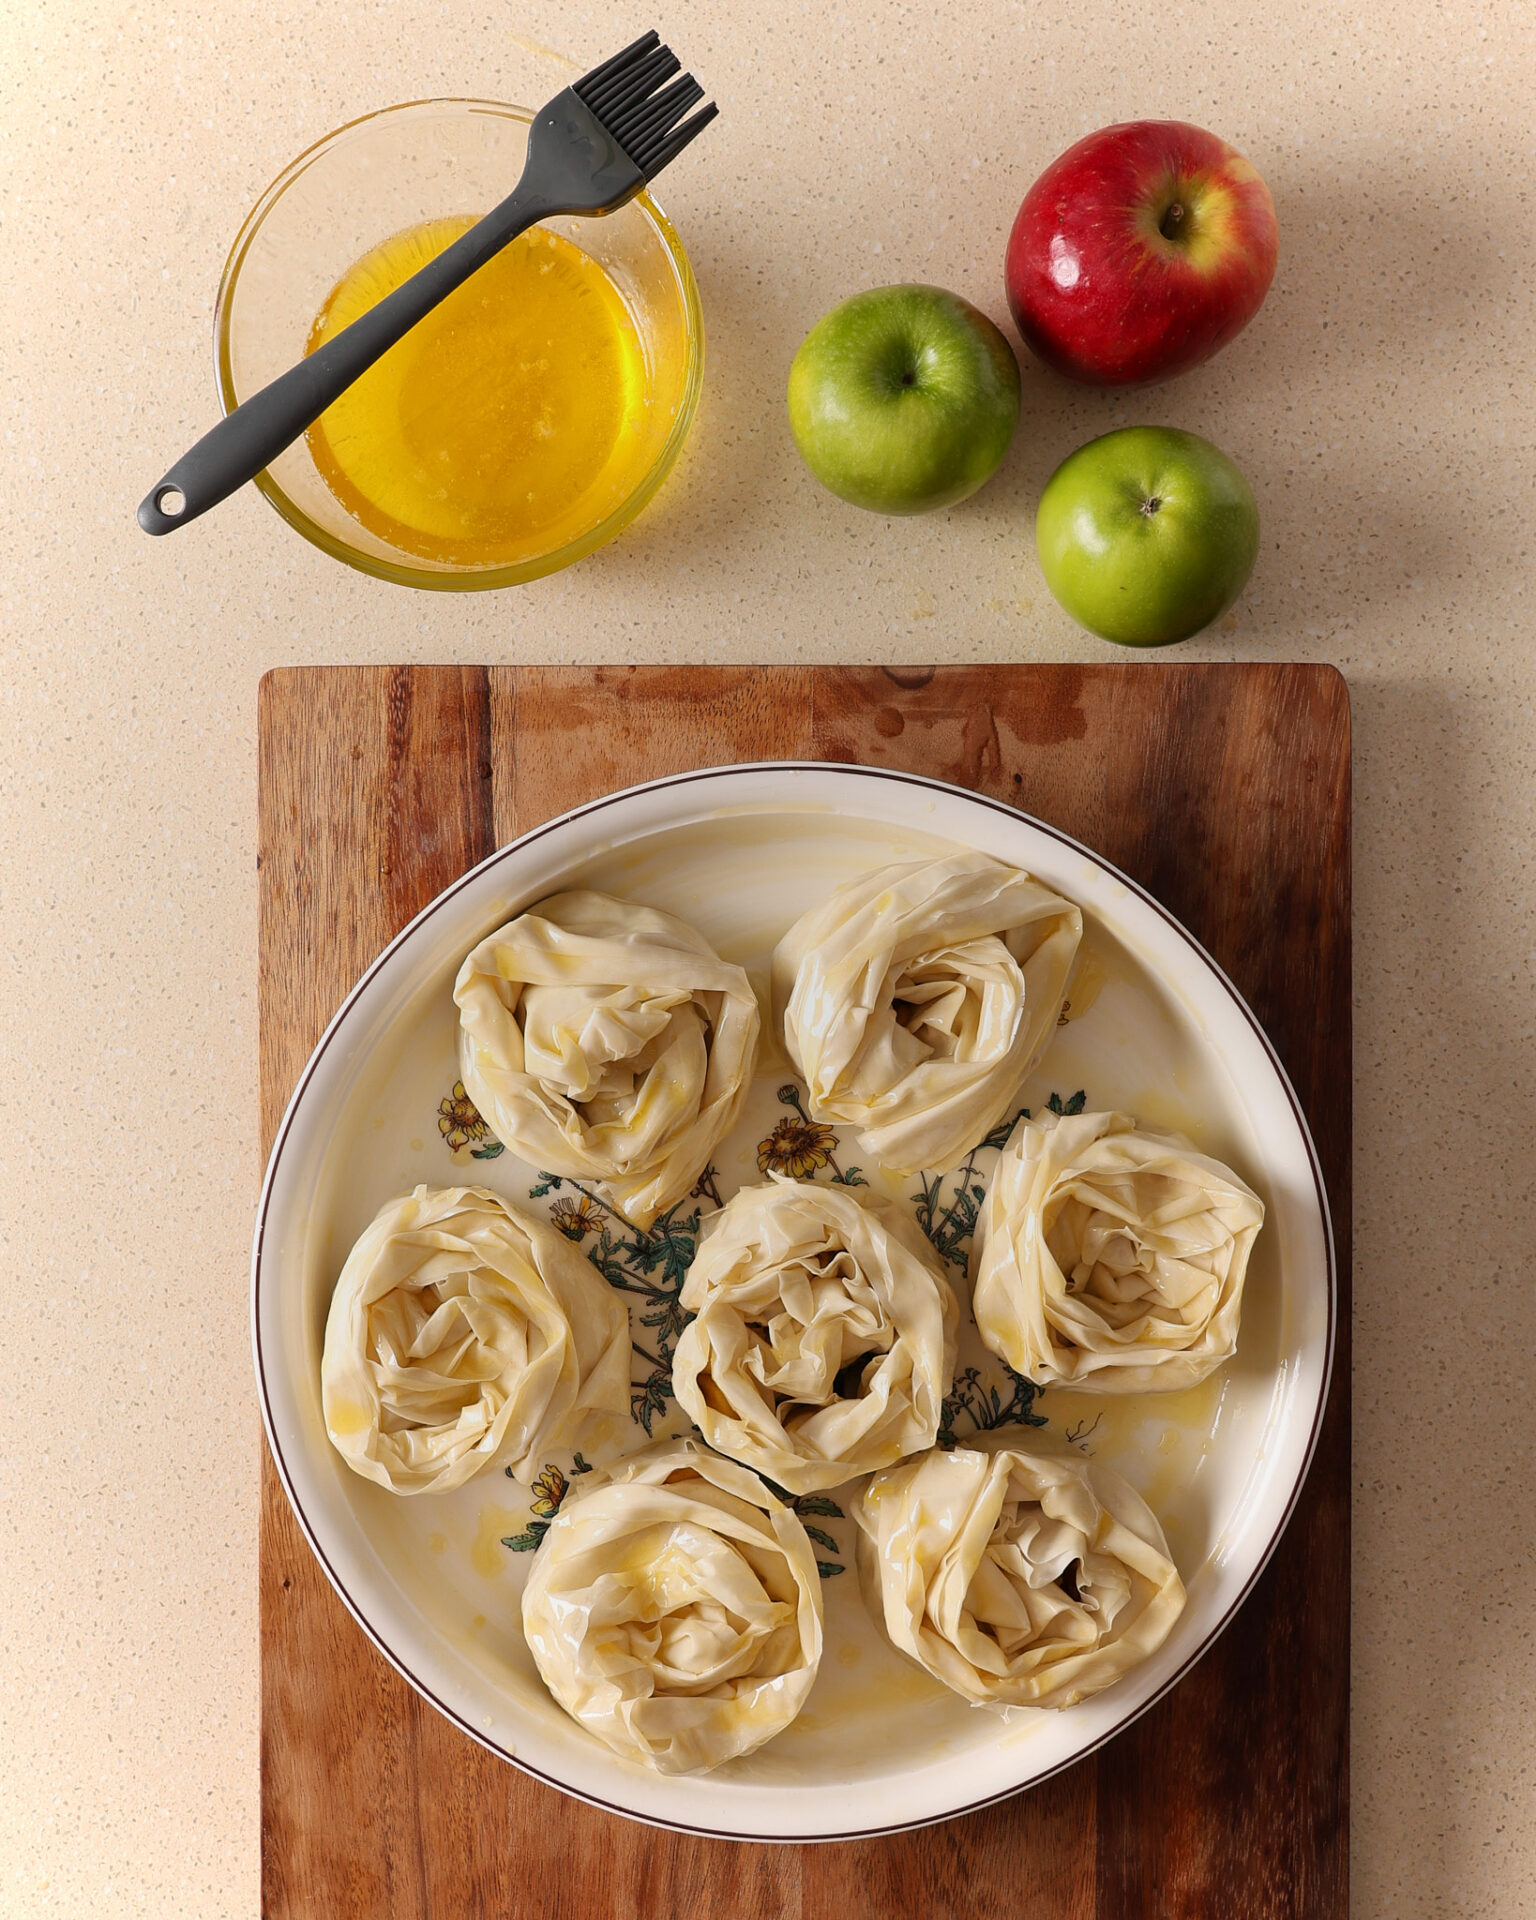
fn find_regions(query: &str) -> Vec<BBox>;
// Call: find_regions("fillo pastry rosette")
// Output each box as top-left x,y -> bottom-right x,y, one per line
520,1438 -> 824,1775
454,890 -> 759,1228
850,1432 -> 1186,1711
771,852 -> 1082,1174
972,1109 -> 1264,1393
671,1176 -> 959,1495
321,1184 -> 629,1495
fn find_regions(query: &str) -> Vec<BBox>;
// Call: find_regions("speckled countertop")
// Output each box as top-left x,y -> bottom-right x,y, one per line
1,1 -> 1532,1913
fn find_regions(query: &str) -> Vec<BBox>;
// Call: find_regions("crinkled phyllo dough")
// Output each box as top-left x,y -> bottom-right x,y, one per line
671,1177 -> 958,1494
455,891 -> 760,1228
520,1440 -> 824,1774
321,1184 -> 629,1494
851,1433 -> 1185,1710
771,853 -> 1082,1174
973,1109 -> 1264,1392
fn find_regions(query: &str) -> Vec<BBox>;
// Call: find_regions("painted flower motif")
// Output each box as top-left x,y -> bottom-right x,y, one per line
757,1116 -> 839,1179
550,1193 -> 601,1242
529,1463 -> 568,1519
438,1080 -> 490,1151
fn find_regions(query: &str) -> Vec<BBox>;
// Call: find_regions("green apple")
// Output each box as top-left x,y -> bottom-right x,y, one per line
1035,426 -> 1259,646
788,285 -> 1020,514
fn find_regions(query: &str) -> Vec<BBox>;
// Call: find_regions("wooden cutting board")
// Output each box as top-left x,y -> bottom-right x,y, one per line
258,664 -> 1350,1920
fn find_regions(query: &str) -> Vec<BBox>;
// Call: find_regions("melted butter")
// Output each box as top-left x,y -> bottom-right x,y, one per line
525,949 -> 584,978
1091,1075 -> 1214,1149
306,218 -> 651,567
797,1647 -> 950,1734
471,1505 -> 527,1578
608,1533 -> 707,1612
1052,1369 -> 1227,1457
326,1399 -> 371,1437
1059,942 -> 1108,1023
1048,1370 -> 1231,1573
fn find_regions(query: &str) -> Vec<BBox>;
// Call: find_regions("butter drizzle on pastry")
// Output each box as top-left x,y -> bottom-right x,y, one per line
455,890 -> 760,1229
671,1176 -> 958,1495
851,1431 -> 1186,1710
771,852 -> 1082,1176
972,1108 -> 1264,1393
321,1183 -> 631,1495
520,1438 -> 824,1774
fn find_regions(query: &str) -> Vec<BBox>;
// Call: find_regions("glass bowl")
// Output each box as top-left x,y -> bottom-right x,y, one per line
215,99 -> 704,589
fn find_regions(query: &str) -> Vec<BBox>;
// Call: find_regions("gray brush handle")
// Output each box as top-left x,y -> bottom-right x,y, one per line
137,179 -> 546,536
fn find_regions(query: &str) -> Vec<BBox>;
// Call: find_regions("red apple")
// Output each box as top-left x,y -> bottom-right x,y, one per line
1005,121 -> 1278,386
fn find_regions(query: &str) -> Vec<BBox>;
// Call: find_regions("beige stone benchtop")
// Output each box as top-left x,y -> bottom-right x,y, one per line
1,0 -> 1532,1912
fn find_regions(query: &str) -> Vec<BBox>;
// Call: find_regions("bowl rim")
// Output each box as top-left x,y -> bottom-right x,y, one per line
213,96 -> 705,590
250,758 -> 1338,1841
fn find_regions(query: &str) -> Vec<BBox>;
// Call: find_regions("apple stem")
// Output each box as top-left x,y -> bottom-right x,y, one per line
1159,202 -> 1186,240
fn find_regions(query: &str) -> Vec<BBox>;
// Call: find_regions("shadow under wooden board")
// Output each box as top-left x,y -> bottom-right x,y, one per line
258,664 -> 1350,1920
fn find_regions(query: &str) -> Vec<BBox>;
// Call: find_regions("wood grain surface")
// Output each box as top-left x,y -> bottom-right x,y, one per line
258,664 -> 1350,1920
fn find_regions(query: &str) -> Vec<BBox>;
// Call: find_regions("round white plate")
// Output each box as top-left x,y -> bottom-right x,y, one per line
252,762 -> 1333,1841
